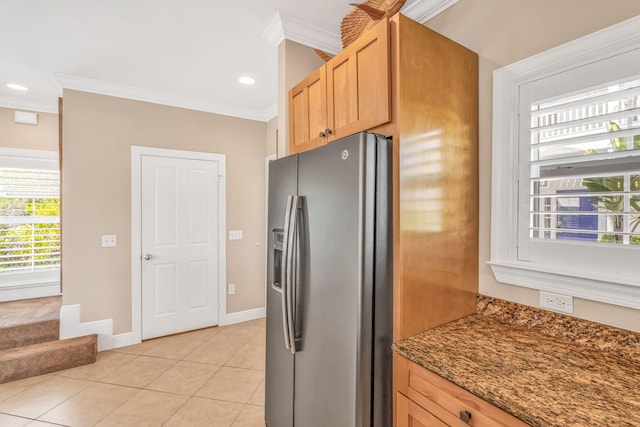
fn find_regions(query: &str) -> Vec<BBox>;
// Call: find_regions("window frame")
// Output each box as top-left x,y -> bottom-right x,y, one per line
490,16 -> 640,310
0,147 -> 60,300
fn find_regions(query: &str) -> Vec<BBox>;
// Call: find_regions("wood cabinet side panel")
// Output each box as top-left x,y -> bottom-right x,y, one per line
393,14 -> 479,340
388,16 -> 403,345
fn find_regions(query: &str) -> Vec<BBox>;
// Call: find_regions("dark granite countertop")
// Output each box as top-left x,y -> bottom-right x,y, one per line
393,296 -> 640,427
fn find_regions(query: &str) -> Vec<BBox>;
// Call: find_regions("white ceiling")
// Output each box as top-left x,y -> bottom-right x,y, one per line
0,0 -> 452,121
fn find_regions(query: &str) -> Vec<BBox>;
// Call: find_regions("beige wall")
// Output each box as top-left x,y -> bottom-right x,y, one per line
277,40 -> 326,158
426,0 -> 640,331
62,90 -> 267,334
266,117 -> 278,156
0,107 -> 58,151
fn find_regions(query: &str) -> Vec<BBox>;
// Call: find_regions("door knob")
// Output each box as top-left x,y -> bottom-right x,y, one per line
143,254 -> 152,261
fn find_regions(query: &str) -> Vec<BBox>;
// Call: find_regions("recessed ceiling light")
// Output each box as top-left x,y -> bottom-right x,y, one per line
238,76 -> 255,85
6,83 -> 29,91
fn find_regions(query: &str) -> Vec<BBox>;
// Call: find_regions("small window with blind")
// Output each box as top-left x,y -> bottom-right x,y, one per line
490,16 -> 640,309
0,149 -> 60,289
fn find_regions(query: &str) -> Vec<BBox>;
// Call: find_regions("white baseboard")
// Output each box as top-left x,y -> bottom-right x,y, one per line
219,306 -> 265,326
60,304 -> 265,350
59,304 -> 139,352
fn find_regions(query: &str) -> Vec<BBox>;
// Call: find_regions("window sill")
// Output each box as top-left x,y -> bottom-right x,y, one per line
0,280 -> 61,302
488,260 -> 640,310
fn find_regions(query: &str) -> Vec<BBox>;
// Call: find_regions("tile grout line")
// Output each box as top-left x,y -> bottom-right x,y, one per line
158,391 -> 191,427
0,321 -> 266,426
160,329 -> 263,427
2,376 -> 92,423
34,378 -> 102,426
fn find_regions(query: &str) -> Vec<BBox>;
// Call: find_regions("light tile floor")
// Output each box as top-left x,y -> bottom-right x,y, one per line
0,318 -> 266,426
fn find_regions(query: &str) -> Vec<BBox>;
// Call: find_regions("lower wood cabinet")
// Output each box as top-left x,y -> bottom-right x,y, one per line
397,392 -> 448,427
395,354 -> 529,427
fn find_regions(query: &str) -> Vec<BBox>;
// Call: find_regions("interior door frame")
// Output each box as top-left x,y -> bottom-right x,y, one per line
131,146 -> 226,343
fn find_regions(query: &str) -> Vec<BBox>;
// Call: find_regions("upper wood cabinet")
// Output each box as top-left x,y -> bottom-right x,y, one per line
289,66 -> 328,154
326,17 -> 390,142
289,18 -> 390,154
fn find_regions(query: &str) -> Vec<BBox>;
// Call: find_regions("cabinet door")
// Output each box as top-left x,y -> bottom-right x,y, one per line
397,393 -> 449,427
326,18 -> 390,142
289,65 -> 327,154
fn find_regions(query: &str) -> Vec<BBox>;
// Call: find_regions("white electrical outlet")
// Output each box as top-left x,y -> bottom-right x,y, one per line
228,283 -> 236,295
539,291 -> 573,313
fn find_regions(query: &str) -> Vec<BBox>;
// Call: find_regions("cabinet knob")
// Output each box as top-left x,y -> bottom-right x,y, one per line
459,410 -> 472,424
319,131 -> 326,138
325,128 -> 333,135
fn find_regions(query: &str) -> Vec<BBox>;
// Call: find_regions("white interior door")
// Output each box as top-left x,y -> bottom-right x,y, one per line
141,155 -> 220,339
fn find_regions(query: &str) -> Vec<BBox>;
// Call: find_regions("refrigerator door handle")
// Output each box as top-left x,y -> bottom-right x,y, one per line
281,195 -> 294,350
286,195 -> 301,354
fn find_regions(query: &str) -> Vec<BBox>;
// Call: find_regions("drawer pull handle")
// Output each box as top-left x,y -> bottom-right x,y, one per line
459,410 -> 472,424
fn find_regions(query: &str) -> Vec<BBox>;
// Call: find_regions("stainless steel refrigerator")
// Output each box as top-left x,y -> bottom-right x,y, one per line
265,132 -> 392,427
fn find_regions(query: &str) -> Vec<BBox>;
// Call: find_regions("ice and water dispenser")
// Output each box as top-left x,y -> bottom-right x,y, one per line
272,228 -> 284,291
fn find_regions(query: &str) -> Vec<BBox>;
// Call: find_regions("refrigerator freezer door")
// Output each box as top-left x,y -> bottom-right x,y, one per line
293,133 -> 366,427
265,154 -> 298,427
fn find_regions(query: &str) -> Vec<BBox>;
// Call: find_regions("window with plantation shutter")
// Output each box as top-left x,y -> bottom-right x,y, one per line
0,149 -> 60,295
490,16 -> 640,310
526,77 -> 640,247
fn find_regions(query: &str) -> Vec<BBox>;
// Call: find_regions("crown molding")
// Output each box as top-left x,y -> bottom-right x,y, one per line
51,72 -> 274,122
263,14 -> 286,48
402,0 -> 460,23
262,13 -> 342,55
0,96 -> 58,114
262,1 -> 459,55
263,102 -> 278,122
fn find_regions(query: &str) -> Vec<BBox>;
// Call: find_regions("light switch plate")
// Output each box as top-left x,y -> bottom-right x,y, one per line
229,230 -> 243,240
101,235 -> 117,247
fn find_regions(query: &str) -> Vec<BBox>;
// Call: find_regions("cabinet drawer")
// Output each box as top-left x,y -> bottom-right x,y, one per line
397,392 -> 448,427
395,354 -> 529,427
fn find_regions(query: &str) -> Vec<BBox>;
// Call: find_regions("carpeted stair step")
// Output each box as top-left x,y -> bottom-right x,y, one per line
0,296 -> 61,350
0,334 -> 97,384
